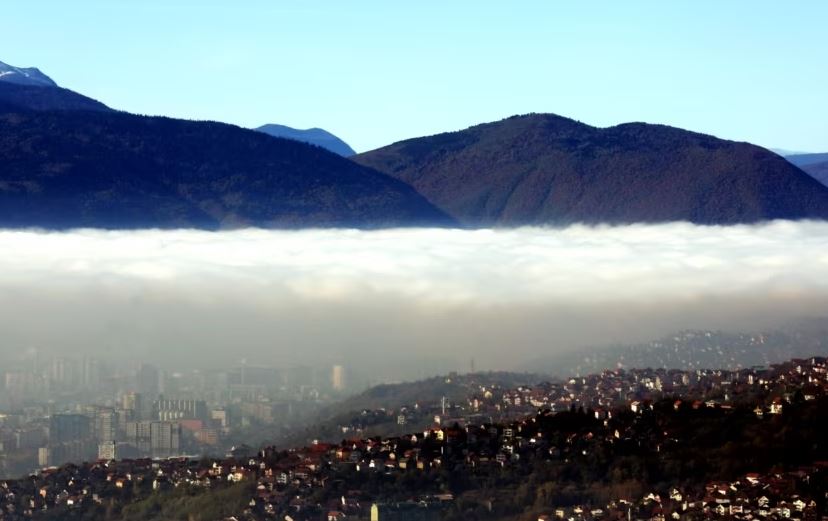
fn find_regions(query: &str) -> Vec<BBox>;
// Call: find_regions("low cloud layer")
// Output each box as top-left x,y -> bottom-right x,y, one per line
1,221 -> 827,376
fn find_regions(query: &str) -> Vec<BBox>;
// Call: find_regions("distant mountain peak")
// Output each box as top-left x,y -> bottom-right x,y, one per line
0,60 -> 58,87
255,124 -> 356,156
771,148 -> 813,157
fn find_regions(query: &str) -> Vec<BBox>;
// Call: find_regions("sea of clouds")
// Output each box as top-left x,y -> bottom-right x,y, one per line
1,221 -> 827,375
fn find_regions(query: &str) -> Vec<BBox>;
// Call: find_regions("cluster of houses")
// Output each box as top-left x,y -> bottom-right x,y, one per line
540,469 -> 826,521
475,357 -> 828,419
329,357 -> 828,446
330,357 -> 828,452
693,472 -> 822,520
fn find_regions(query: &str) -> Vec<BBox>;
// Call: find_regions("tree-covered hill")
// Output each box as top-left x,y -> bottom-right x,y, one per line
355,114 -> 828,226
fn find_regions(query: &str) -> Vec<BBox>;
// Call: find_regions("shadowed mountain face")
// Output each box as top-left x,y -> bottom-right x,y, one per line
0,82 -> 111,112
801,162 -> 828,187
0,86 -> 452,230
354,114 -> 828,226
785,152 -> 828,167
785,153 -> 828,187
255,124 -> 356,156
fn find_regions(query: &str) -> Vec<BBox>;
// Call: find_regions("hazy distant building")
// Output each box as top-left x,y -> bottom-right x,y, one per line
49,414 -> 90,444
15,427 -> 47,449
227,365 -> 279,387
239,401 -> 292,423
81,356 -> 100,390
287,365 -> 313,388
154,398 -> 207,421
211,408 -> 229,429
194,428 -> 219,446
115,407 -> 133,434
4,371 -> 41,401
122,391 -> 154,421
331,364 -> 346,392
49,358 -> 79,390
122,391 -> 140,412
137,364 -> 160,399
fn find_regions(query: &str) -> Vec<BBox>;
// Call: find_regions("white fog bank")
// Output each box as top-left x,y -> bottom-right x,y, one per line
1,221 -> 826,373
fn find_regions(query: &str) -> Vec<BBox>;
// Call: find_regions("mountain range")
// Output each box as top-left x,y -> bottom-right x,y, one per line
0,83 -> 449,229
255,124 -> 356,156
354,114 -> 828,226
2,59 -> 828,229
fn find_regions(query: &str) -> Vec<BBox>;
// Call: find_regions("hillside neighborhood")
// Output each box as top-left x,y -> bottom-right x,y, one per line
0,356 -> 825,520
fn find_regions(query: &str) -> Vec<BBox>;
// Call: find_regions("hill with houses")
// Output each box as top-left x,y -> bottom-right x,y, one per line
2,355 -> 826,521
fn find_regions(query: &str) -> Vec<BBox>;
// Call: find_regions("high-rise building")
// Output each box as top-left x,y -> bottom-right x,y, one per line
150,422 -> 181,457
125,420 -> 181,457
94,408 -> 116,443
331,364 -> 346,392
38,447 -> 50,467
43,414 -> 95,466
125,420 -> 152,440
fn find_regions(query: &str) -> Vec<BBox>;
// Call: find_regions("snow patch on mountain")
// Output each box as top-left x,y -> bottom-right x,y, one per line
0,60 -> 58,87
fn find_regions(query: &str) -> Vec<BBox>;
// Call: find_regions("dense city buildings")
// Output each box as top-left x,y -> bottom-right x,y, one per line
0,358 -> 355,479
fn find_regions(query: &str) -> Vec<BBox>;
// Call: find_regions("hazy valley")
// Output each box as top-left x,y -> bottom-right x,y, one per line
1,6 -> 827,517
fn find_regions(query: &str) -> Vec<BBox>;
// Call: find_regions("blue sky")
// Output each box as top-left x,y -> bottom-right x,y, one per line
2,1 -> 826,153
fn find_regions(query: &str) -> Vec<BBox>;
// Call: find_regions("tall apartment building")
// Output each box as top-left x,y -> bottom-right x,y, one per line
125,420 -> 153,453
41,414 -> 95,467
94,408 -> 116,443
125,420 -> 181,458
331,364 -> 346,392
150,421 -> 181,458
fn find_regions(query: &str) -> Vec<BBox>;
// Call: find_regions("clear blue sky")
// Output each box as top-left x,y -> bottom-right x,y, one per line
2,1 -> 826,153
